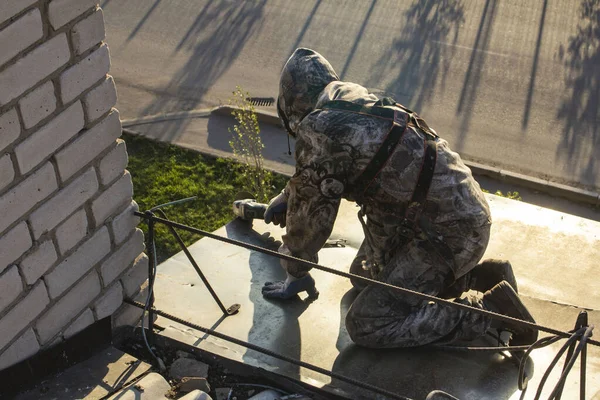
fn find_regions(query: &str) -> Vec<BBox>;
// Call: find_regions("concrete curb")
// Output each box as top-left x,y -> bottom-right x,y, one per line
465,161 -> 600,207
122,106 -> 600,208
212,105 -> 282,127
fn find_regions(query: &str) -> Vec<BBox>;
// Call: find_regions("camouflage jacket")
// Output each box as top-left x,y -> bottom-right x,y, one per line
277,49 -> 491,278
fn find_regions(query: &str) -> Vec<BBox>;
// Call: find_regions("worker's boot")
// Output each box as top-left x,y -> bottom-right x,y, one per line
349,256 -> 371,291
470,259 -> 518,293
482,281 -> 538,346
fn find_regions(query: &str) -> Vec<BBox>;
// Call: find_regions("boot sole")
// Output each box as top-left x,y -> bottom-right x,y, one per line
494,282 -> 538,346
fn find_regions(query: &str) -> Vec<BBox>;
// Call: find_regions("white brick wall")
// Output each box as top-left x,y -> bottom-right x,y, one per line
45,227 -> 110,299
0,283 -> 49,350
55,110 -> 121,181
55,209 -> 88,255
85,76 -> 117,123
48,0 -> 98,30
0,328 -> 40,370
0,163 -> 57,234
0,34 -> 70,106
19,81 -> 57,129
121,253 -> 149,298
112,201 -> 140,245
99,139 -> 128,185
60,44 -> 110,104
0,329 -> 40,370
0,1 -> 37,25
92,171 -> 133,226
0,8 -> 44,65
94,282 -> 123,320
29,167 -> 98,239
63,308 -> 94,339
0,108 -> 20,153
72,9 -> 105,55
20,240 -> 58,285
0,154 -> 15,192
36,272 -> 100,344
0,266 -> 23,314
0,8 -> 43,68
0,223 -> 32,274
0,1 -> 144,367
101,228 -> 145,286
15,101 -> 85,174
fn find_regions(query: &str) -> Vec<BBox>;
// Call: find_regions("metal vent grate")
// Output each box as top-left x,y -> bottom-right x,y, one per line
246,97 -> 275,106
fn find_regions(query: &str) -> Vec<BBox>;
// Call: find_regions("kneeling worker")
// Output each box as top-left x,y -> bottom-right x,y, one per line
262,48 -> 537,349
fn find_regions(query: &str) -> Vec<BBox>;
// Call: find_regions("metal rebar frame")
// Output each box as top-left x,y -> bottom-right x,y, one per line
131,208 -> 596,400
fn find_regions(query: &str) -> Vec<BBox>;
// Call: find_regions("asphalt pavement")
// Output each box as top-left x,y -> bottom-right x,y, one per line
102,0 -> 599,191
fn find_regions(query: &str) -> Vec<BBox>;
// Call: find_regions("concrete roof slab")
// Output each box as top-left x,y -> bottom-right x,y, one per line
142,198 -> 600,400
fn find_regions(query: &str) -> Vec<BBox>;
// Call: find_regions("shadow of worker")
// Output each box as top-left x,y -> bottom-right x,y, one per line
325,287 -> 531,400
224,219 -> 312,382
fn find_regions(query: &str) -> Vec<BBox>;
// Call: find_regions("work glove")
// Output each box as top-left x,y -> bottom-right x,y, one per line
262,273 -> 319,300
264,190 -> 287,227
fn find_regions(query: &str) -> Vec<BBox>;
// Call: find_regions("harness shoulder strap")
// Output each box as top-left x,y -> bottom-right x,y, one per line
319,99 -> 438,219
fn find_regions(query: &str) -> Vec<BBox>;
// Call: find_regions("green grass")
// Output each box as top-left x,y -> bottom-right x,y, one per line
123,133 -> 287,262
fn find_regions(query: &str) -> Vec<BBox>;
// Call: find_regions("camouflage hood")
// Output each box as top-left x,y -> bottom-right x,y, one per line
277,48 -> 339,136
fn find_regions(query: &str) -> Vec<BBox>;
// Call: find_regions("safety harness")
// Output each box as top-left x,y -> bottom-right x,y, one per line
318,99 -> 450,277
320,98 -> 439,227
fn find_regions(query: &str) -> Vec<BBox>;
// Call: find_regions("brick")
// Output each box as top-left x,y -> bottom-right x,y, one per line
36,272 -> 100,344
60,44 -> 110,104
29,167 -> 98,239
0,34 -> 70,106
19,81 -> 57,129
84,76 -> 117,123
121,253 -> 148,297
15,101 -> 84,174
44,227 -> 109,299
0,163 -> 57,236
94,282 -> 123,320
63,308 -> 94,339
99,139 -> 127,185
113,301 -> 150,328
92,171 -> 133,226
20,240 -> 58,285
0,108 -> 20,153
55,110 -> 120,181
100,228 -> 144,286
0,283 -> 49,350
0,223 -> 32,274
0,265 -> 23,314
0,154 -> 14,192
48,0 -> 97,30
0,328 -> 40,370
111,201 -> 140,245
0,0 -> 37,25
71,8 -> 105,55
0,8 -> 43,68
55,209 -> 88,255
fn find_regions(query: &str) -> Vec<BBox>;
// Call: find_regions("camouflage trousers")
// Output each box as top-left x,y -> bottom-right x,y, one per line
345,223 -> 492,348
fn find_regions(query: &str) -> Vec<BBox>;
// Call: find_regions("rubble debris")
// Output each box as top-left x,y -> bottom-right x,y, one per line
176,350 -> 195,359
179,377 -> 211,393
215,387 -> 233,400
107,372 -> 170,399
169,358 -> 210,380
